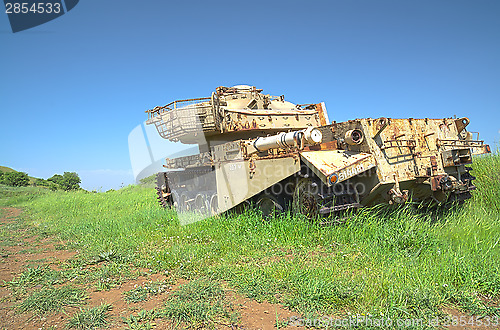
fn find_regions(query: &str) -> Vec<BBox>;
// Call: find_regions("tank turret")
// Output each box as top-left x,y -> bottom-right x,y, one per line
146,85 -> 329,146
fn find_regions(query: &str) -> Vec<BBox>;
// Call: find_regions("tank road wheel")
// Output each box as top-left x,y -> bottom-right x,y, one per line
171,190 -> 180,210
293,178 -> 320,218
256,193 -> 284,218
209,194 -> 218,215
194,193 -> 208,214
179,193 -> 190,212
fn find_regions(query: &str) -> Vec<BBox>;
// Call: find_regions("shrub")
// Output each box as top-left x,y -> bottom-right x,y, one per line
48,172 -> 81,191
0,172 -> 30,187
35,178 -> 59,191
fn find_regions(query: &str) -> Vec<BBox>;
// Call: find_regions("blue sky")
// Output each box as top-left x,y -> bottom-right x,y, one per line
1,0 -> 499,191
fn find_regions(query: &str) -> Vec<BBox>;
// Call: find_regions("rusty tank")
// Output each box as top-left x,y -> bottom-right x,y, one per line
145,85 -> 491,219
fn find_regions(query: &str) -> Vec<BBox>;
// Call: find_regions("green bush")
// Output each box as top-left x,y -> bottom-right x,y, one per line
48,172 -> 81,191
35,178 -> 59,191
0,171 -> 30,187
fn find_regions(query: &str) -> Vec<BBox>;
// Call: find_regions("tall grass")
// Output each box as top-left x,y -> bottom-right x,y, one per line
0,184 -> 51,206
8,154 -> 500,320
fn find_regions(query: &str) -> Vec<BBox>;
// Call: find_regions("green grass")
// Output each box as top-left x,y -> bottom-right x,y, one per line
0,211 -> 37,248
123,309 -> 161,329
18,285 -> 87,314
7,265 -> 93,292
8,259 -> 138,297
8,265 -> 65,288
161,277 -> 237,327
90,262 -> 138,291
0,184 -> 52,206
122,278 -> 237,328
3,154 -> 500,326
67,303 -> 112,329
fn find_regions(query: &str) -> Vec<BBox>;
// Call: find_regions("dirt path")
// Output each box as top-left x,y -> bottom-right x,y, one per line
0,208 -> 298,330
0,207 -> 79,329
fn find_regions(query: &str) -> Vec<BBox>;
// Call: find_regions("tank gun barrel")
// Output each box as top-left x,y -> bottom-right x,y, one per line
252,127 -> 322,153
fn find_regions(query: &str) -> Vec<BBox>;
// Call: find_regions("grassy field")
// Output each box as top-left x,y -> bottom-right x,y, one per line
1,154 -> 499,328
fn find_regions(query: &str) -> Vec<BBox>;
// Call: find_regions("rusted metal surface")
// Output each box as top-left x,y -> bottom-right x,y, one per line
380,139 -> 416,150
454,117 -> 470,133
430,156 -> 438,175
299,150 -> 376,186
146,85 -> 491,216
441,149 -> 472,167
315,103 -> 329,126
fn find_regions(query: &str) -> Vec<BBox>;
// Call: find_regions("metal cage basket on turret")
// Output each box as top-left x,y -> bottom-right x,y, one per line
146,97 -> 217,141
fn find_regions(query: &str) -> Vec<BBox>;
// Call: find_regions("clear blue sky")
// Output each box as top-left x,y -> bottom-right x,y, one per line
1,0 -> 499,191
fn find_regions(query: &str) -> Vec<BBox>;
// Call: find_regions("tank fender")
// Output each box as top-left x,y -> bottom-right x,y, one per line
299,150 -> 377,186
215,156 -> 300,213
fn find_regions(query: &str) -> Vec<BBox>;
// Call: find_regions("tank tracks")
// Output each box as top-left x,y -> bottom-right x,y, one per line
155,166 -> 476,216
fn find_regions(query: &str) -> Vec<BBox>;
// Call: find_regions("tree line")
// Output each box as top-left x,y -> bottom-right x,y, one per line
0,170 -> 81,191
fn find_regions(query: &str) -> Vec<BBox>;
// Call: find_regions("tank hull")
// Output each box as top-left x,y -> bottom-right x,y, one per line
155,117 -> 490,217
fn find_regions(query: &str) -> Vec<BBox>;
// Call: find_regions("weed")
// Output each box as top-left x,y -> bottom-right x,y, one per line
89,262 -> 137,291
8,265 -> 90,291
67,303 -> 112,329
18,285 -> 86,314
162,277 -> 238,327
124,287 -> 147,303
123,309 -> 159,329
8,265 -> 64,288
91,250 -> 119,264
441,285 -> 500,317
94,279 -> 120,291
